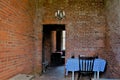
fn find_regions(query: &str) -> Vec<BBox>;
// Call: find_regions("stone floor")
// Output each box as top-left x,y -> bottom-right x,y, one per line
33,66 -> 120,80
33,66 -> 91,80
9,74 -> 34,80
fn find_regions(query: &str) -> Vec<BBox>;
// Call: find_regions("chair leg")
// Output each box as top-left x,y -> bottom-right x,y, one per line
89,75 -> 90,80
77,73 -> 81,80
77,73 -> 79,80
89,74 -> 92,80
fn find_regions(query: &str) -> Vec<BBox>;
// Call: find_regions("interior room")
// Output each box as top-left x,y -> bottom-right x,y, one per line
0,0 -> 120,80
42,24 -> 65,67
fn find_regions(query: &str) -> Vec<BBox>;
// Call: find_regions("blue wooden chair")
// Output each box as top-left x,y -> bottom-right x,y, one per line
77,55 -> 97,80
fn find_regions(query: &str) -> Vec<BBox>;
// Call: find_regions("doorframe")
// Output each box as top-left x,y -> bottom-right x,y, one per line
42,24 -> 66,70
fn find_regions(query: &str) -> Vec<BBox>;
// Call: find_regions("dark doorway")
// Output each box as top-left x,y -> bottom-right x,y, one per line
42,24 -> 65,69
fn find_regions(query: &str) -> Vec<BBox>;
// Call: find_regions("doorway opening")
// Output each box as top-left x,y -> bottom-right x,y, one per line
42,24 -> 66,71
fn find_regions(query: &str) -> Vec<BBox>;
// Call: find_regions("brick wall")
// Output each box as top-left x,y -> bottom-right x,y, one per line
43,30 -> 52,64
33,0 -> 43,74
104,0 -> 120,78
41,0 -> 120,78
0,0 -> 37,80
0,0 -> 119,79
42,0 -> 106,60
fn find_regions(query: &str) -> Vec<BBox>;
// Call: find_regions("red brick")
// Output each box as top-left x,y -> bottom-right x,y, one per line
0,0 -> 37,80
0,0 -> 120,79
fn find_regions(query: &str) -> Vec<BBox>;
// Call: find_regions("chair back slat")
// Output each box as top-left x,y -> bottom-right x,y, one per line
78,55 -> 98,80
78,55 -> 96,72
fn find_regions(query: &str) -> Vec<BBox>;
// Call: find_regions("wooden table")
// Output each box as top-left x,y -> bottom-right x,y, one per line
65,58 -> 106,80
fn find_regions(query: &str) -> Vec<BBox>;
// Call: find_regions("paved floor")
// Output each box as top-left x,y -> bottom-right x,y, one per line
33,66 -> 90,80
34,66 -> 68,80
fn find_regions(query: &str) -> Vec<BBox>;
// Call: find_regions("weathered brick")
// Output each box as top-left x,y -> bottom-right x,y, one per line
0,0 -> 37,80
0,0 -> 120,79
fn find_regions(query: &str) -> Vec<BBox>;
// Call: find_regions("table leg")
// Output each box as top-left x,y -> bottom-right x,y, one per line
94,72 -> 97,79
72,71 -> 74,80
97,71 -> 99,79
